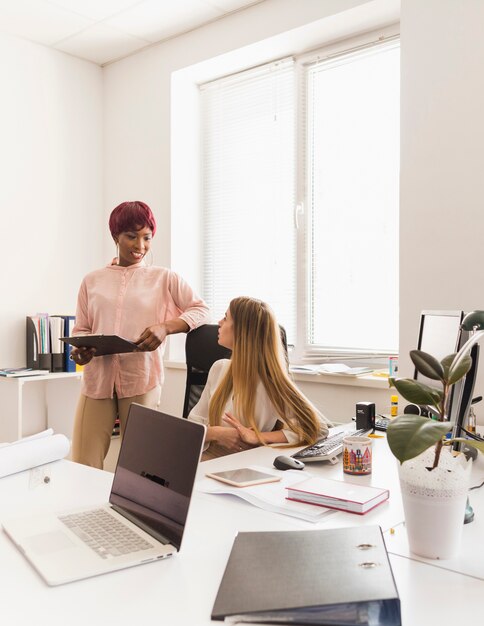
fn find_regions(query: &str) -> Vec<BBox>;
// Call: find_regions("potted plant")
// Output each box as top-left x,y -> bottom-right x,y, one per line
387,348 -> 484,559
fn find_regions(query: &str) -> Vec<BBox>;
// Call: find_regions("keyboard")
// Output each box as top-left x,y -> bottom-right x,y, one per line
292,428 -> 368,464
59,508 -> 153,560
375,416 -> 391,431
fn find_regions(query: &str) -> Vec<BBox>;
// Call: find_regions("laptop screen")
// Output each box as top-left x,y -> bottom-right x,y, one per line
109,404 -> 205,550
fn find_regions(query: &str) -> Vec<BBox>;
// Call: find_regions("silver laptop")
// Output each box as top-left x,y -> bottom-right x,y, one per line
2,404 -> 206,586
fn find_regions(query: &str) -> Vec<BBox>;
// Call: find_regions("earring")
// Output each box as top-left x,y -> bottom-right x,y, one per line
145,249 -> 153,267
115,242 -> 120,265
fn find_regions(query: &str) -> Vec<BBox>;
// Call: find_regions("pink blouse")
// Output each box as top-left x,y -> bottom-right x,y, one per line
73,262 -> 210,399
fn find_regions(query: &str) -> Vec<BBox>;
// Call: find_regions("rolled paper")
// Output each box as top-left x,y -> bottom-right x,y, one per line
0,432 -> 70,479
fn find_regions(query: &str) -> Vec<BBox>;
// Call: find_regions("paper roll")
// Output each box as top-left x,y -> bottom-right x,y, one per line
0,432 -> 71,479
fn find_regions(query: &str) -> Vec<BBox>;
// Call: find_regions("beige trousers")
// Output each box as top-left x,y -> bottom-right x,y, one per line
71,386 -> 161,469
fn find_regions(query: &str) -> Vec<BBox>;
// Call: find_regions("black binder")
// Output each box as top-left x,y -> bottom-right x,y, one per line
211,526 -> 401,625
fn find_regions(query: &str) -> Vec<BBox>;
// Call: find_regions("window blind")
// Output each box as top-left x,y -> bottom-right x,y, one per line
200,58 -> 296,342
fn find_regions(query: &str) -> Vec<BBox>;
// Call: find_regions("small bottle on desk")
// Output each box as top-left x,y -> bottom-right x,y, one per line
468,406 -> 476,434
390,395 -> 398,418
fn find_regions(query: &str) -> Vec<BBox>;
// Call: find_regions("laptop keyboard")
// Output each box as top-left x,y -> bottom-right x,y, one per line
59,508 -> 153,560
291,428 -> 368,463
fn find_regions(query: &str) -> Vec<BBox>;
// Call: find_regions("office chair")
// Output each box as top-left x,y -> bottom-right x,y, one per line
182,323 -> 289,418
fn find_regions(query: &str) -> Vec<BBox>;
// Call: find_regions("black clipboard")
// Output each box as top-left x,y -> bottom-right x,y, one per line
60,335 -> 138,356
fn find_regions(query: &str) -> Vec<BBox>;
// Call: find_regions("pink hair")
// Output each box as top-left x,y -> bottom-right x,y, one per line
109,201 -> 157,239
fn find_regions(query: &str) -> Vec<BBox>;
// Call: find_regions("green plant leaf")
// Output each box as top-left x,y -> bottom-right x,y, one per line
387,415 -> 450,463
410,350 -> 444,381
441,354 -> 456,379
448,353 -> 473,385
389,377 -> 443,407
451,438 -> 484,454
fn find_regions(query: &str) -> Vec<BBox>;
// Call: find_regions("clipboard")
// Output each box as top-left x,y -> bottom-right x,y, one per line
60,335 -> 138,356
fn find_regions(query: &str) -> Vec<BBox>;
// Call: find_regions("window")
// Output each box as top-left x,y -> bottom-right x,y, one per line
305,41 -> 400,356
200,59 -> 297,338
200,36 -> 400,359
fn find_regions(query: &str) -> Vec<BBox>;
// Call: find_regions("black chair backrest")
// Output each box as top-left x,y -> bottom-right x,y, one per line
182,324 -> 232,417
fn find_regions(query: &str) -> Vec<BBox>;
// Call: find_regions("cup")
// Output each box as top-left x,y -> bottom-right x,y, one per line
343,436 -> 372,475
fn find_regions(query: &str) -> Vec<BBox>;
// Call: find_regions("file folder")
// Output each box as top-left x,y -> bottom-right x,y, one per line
26,316 -> 40,370
26,314 -> 53,371
49,316 -> 66,373
212,526 -> 401,625
63,316 -> 76,372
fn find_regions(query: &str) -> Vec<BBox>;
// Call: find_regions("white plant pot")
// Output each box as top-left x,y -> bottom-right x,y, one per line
398,446 -> 472,559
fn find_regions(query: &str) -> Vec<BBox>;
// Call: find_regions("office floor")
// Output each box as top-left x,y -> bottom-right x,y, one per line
103,436 -> 121,473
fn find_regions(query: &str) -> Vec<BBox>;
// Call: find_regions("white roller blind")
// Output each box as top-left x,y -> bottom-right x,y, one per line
306,41 -> 400,353
200,58 -> 296,342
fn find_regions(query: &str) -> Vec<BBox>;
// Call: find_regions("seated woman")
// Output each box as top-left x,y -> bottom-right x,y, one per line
188,296 -> 332,459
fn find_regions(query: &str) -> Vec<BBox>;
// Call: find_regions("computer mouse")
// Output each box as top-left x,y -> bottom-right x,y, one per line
273,455 -> 305,471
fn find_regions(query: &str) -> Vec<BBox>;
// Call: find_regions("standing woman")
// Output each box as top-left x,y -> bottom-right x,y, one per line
71,201 -> 210,468
189,297 -> 331,459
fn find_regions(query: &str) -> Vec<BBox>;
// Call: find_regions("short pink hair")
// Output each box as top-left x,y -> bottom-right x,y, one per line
109,201 -> 157,239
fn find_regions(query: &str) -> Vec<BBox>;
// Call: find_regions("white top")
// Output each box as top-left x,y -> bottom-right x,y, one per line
188,359 -> 330,445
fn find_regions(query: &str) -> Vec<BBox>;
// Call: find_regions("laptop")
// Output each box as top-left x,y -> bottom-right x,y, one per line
2,404 -> 206,586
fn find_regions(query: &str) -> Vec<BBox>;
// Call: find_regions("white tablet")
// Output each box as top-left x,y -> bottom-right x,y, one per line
205,468 -> 281,488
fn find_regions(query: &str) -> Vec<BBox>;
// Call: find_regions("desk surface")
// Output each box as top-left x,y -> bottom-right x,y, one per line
1,436 -> 484,626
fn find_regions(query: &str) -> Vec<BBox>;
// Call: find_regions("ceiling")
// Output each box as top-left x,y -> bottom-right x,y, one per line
0,0 -> 265,66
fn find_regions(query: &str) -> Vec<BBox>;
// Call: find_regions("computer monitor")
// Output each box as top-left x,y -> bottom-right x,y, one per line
415,310 -> 464,422
452,338 -> 479,440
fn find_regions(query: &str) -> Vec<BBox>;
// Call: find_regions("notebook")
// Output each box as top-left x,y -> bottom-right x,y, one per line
286,476 -> 389,514
2,404 -> 205,586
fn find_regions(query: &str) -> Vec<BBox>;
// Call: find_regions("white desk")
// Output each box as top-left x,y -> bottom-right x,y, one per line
0,437 -> 484,626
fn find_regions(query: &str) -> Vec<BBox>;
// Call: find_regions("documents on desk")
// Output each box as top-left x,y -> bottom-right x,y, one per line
197,466 -> 336,523
0,429 -> 70,479
290,363 -> 374,376
212,525 -> 401,625
286,476 -> 389,515
0,368 -> 50,377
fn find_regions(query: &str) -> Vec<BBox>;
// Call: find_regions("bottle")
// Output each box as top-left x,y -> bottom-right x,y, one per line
468,406 -> 476,434
390,395 -> 398,418
389,356 -> 399,377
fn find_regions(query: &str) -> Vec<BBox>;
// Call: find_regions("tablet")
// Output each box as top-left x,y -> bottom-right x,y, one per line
60,334 -> 138,356
205,468 -> 281,488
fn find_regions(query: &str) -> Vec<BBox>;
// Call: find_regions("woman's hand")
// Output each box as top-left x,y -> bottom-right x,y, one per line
223,413 -> 260,446
135,324 -> 168,351
71,347 -> 96,366
208,426 -> 248,453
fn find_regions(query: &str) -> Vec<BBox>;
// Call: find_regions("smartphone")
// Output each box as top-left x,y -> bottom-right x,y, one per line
205,468 -> 281,488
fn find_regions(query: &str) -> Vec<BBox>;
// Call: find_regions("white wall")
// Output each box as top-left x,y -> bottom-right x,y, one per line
399,0 -> 484,422
0,33 -> 104,367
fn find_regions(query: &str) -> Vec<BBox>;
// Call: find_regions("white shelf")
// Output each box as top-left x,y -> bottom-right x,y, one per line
0,372 -> 82,442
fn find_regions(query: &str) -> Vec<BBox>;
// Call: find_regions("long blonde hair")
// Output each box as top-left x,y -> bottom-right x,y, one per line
208,297 -> 320,446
